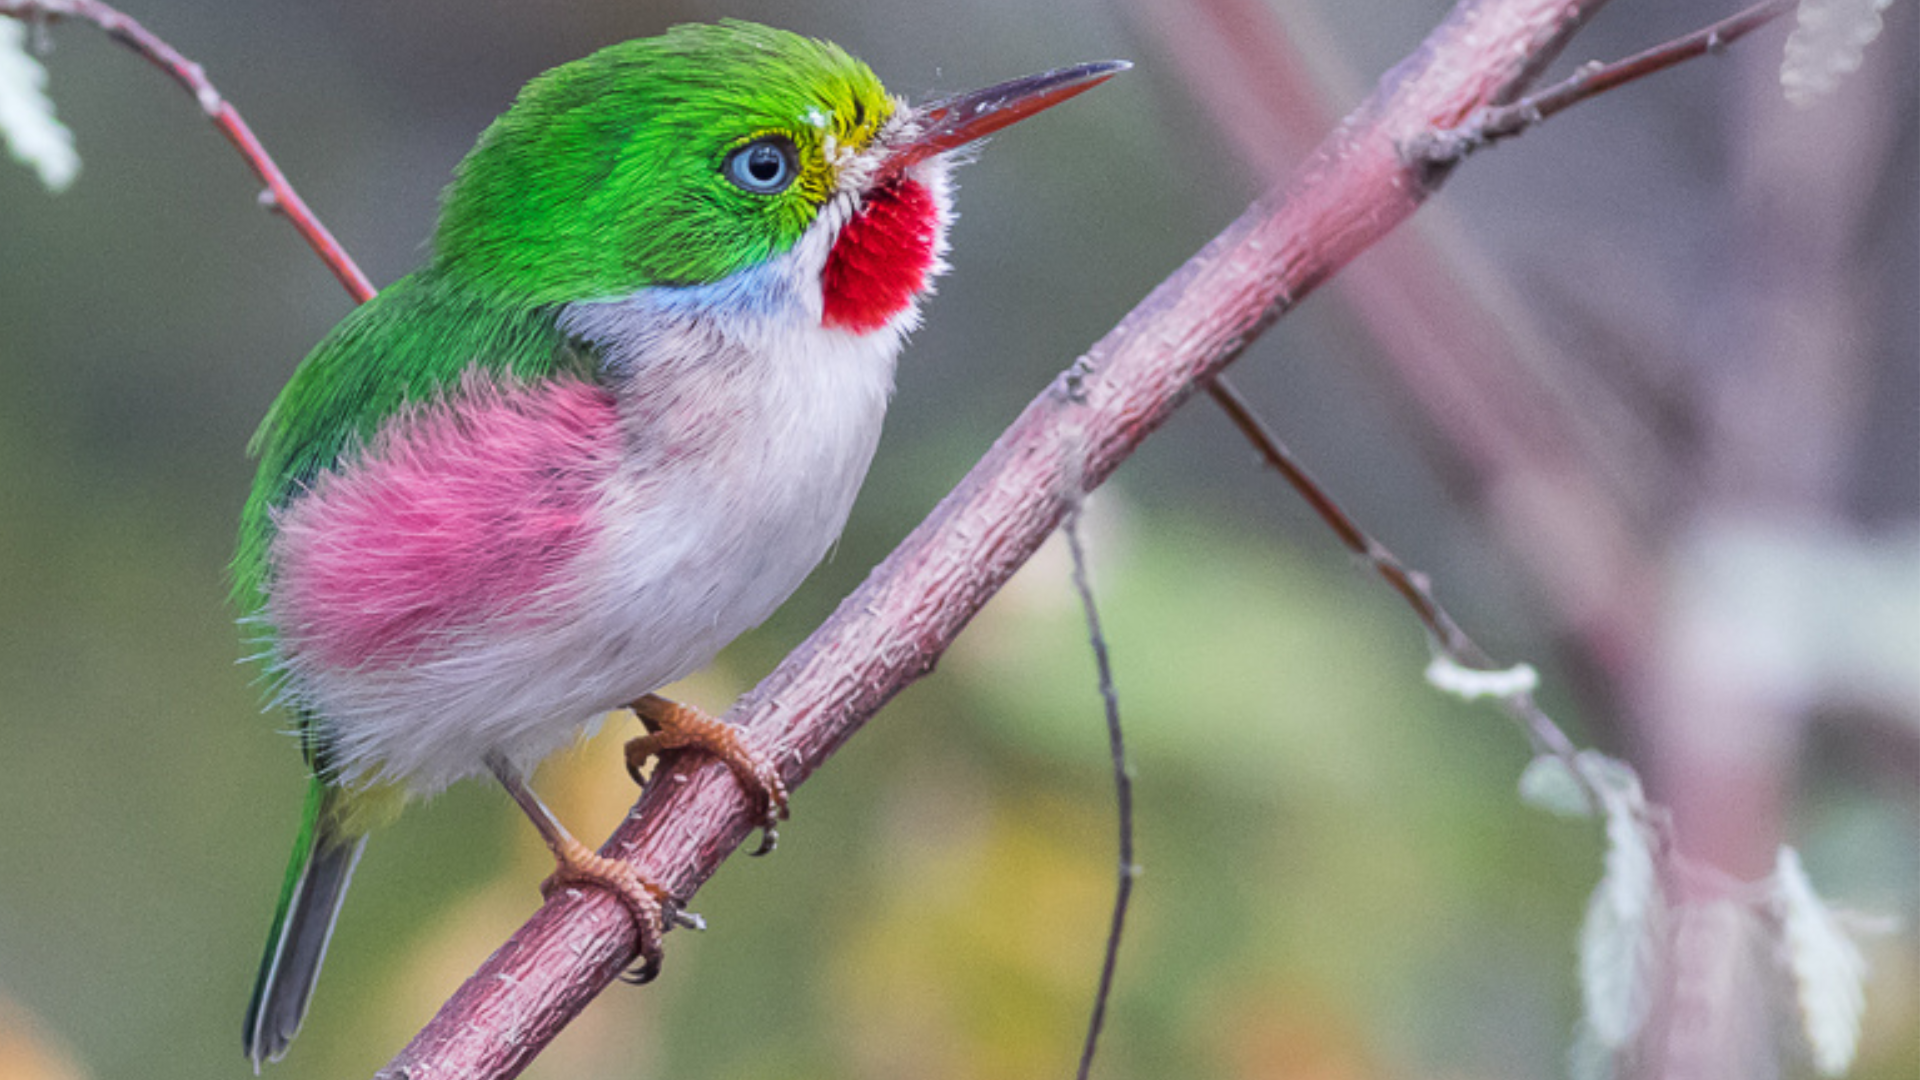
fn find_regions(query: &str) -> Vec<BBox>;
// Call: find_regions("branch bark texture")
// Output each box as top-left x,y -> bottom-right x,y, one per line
379,0 -> 1607,1075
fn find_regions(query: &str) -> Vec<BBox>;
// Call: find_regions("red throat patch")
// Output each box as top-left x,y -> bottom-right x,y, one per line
821,179 -> 939,334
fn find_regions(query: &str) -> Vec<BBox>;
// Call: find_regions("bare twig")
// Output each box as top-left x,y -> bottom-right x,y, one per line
1,0 -> 378,303
1207,378 -> 1481,663
1063,506 -> 1134,1080
1406,0 -> 1797,164
375,1 -> 1615,1076
1208,374 -> 1584,757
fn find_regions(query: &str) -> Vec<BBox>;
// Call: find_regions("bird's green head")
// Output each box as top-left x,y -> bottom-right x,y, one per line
432,20 -> 1124,317
435,21 -> 887,302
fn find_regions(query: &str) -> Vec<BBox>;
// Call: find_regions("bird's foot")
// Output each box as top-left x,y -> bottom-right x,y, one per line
540,834 -> 701,984
625,693 -> 790,856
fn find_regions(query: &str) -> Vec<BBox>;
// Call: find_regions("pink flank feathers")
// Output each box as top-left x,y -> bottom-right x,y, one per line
271,375 -> 622,672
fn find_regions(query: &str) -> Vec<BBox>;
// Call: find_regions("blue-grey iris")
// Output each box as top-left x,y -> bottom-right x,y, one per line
725,137 -> 798,193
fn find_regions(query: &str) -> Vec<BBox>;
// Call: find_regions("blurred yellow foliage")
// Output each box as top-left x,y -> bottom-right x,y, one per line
0,994 -> 88,1080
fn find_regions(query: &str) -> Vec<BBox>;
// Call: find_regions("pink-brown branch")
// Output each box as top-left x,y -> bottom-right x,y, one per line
2,0 -> 378,303
377,0 -> 1609,1076
1406,0 -> 1797,161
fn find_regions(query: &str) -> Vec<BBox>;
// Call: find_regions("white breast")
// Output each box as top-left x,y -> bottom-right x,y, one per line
307,252 -> 914,795
311,160 -> 955,795
560,282 -> 908,723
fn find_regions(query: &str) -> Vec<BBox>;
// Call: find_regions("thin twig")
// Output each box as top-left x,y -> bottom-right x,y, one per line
1207,375 -> 1582,763
1406,0 -> 1797,164
1,0 -> 378,303
1063,507 -> 1134,1080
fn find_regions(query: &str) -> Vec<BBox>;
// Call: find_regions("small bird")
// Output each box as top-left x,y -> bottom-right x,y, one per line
235,19 -> 1122,1068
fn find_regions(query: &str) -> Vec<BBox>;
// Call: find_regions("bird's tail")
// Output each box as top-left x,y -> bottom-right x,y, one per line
243,776 -> 367,1072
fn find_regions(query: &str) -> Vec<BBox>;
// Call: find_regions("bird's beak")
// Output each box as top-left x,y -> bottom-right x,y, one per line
878,59 -> 1130,181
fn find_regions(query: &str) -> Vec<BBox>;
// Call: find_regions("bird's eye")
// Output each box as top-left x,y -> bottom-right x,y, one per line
724,137 -> 799,194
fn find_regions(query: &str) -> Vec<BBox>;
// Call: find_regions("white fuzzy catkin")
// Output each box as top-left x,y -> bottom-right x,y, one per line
1781,0 -> 1897,106
0,20 -> 79,191
1578,770 -> 1663,1050
1518,754 -> 1594,818
1773,847 -> 1868,1076
1424,654 -> 1539,700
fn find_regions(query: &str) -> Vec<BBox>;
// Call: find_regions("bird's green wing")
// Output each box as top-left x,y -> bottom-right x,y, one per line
232,268 -> 592,619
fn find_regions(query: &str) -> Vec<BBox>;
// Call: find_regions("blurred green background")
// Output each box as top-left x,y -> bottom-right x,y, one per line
1,1 -> 1913,1078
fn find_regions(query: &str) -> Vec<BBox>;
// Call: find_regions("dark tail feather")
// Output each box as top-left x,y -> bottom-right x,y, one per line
243,779 -> 366,1071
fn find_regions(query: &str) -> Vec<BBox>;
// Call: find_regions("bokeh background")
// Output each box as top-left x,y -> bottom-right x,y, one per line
1,1 -> 1913,1078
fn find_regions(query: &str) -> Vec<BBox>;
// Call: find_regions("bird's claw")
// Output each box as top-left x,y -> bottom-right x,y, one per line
539,846 -> 690,985
625,694 -> 792,853
750,820 -> 779,857
743,761 -> 788,856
